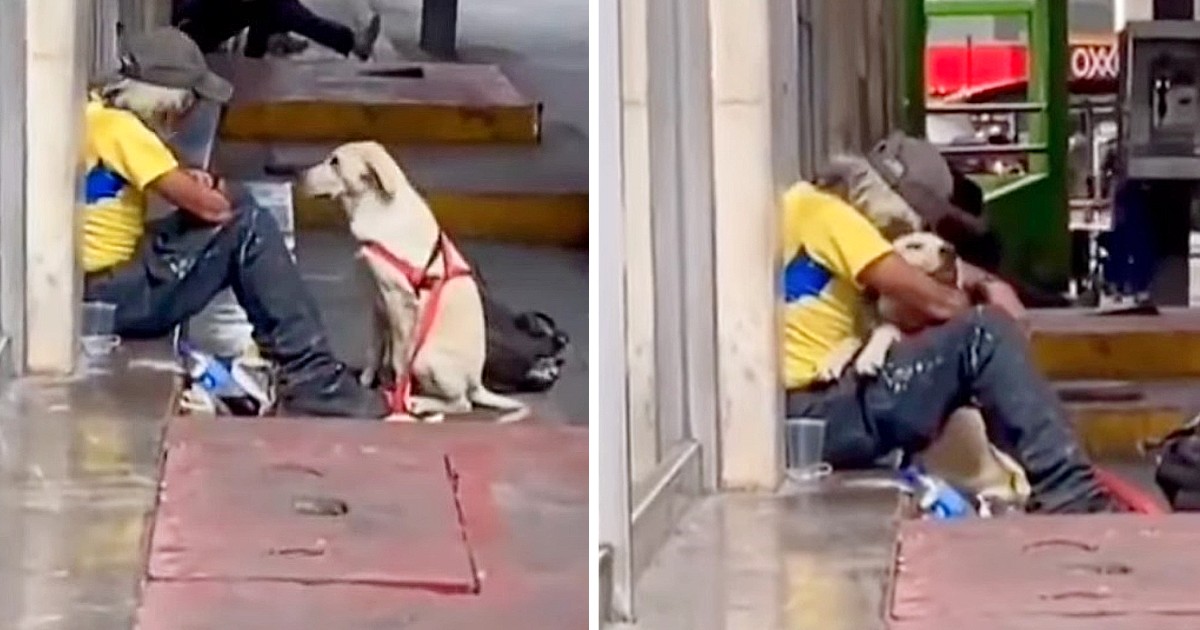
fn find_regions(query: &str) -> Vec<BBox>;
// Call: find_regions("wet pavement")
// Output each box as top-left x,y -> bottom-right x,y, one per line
0,342 -> 177,630
613,475 -> 901,630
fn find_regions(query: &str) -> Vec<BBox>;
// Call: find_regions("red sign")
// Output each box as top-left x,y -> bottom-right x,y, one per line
927,39 -> 1119,97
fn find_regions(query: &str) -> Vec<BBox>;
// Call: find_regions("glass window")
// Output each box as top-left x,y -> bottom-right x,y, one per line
0,0 -> 26,378
1070,0 -> 1115,35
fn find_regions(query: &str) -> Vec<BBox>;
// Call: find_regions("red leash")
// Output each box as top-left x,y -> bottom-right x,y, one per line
1093,466 -> 1166,515
361,233 -> 473,415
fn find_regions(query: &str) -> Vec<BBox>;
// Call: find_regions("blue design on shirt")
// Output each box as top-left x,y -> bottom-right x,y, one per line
84,164 -> 127,204
783,250 -> 832,303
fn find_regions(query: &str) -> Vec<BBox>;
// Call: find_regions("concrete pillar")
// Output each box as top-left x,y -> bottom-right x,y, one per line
24,0 -> 90,374
709,0 -> 786,490
618,0 -> 661,482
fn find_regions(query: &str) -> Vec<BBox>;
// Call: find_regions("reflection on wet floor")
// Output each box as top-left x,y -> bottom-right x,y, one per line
0,345 -> 174,630
613,476 -> 897,630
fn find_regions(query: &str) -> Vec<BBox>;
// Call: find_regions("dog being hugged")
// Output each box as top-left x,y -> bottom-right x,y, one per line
819,230 -> 1032,509
299,141 -> 528,423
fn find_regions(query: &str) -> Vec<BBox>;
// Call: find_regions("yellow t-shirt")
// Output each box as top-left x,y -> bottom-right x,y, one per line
781,182 -> 893,389
83,99 -> 179,273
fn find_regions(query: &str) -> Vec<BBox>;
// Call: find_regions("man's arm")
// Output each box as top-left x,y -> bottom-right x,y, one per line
93,109 -> 233,224
857,253 -> 970,327
786,186 -> 970,327
151,169 -> 233,224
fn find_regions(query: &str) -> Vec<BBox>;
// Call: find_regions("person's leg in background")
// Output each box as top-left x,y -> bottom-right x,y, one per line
84,188 -> 388,418
174,0 -> 252,54
246,0 -> 381,60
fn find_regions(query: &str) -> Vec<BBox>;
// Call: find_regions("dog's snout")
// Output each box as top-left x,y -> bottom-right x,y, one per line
939,243 -> 956,259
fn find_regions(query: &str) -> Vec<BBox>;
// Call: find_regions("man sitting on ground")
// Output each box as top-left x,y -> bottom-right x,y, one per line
782,157 -> 1120,513
84,27 -> 387,418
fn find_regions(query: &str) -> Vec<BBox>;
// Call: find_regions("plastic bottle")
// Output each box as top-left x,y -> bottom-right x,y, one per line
178,341 -> 264,416
898,467 -> 975,520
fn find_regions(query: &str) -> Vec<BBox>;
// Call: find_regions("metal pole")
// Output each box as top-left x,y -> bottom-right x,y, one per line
902,0 -> 927,135
598,0 -> 633,622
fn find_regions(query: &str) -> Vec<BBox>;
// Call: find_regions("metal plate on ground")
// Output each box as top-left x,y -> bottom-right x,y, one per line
138,418 -> 588,629
889,516 -> 1200,628
147,417 -> 478,593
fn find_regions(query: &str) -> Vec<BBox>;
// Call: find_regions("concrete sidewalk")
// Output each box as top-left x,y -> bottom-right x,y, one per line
299,0 -> 588,136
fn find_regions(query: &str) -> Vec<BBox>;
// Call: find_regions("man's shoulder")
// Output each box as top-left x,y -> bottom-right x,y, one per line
87,101 -> 154,136
782,181 -> 856,217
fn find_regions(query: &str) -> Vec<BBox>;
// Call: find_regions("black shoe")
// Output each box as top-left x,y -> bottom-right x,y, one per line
279,363 -> 390,419
221,202 -> 390,420
353,14 -> 382,61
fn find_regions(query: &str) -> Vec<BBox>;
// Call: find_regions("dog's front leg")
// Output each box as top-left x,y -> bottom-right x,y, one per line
354,253 -> 387,387
815,337 -> 861,382
854,323 -> 903,376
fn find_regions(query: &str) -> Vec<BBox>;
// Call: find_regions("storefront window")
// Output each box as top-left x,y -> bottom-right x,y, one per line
0,0 -> 27,378
1070,0 -> 1114,34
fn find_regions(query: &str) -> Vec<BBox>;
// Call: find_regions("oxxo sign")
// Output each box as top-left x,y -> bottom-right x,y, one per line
1070,43 -> 1118,81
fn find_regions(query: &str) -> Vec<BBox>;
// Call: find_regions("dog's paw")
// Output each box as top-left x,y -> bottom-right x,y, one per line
853,345 -> 889,376
854,326 -> 902,376
816,340 -> 859,382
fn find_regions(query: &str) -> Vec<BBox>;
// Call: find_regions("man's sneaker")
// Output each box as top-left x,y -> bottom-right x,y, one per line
352,14 -> 382,61
266,33 -> 310,56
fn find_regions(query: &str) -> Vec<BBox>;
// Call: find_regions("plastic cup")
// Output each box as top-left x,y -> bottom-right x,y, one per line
785,417 -> 832,483
81,301 -> 120,357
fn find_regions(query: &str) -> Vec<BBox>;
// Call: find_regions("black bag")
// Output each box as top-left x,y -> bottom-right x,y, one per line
480,283 -> 569,394
1153,417 -> 1200,511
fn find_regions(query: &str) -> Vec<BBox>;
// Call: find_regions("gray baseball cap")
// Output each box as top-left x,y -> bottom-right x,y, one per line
118,27 -> 233,103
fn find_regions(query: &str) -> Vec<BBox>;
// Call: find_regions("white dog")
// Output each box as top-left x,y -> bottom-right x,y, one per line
814,155 -> 1031,507
300,141 -> 528,423
882,233 -> 1030,507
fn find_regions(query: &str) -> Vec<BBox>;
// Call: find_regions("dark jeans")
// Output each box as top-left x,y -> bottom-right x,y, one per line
787,306 -> 1102,511
176,0 -> 355,58
85,202 -> 308,339
1100,180 -> 1156,296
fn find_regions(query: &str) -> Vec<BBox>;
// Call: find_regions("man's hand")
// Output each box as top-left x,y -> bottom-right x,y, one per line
960,262 -> 1030,336
152,168 -> 233,224
183,168 -> 216,189
977,278 -> 1030,337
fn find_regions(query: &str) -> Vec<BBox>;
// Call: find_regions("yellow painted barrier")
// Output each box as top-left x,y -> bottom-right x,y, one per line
293,190 -> 588,248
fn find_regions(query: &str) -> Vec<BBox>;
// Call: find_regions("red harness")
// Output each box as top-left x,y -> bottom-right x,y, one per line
361,233 -> 473,415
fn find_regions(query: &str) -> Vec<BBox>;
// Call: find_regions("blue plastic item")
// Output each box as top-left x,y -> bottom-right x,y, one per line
898,467 -> 975,520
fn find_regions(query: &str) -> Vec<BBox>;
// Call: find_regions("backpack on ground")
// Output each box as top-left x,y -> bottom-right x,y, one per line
477,274 -> 570,394
1152,415 -> 1200,511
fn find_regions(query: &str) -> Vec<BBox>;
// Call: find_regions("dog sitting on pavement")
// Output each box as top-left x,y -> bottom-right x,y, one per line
299,141 -> 528,423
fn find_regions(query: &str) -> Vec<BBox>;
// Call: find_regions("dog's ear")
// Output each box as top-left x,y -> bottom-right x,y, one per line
357,142 -> 405,199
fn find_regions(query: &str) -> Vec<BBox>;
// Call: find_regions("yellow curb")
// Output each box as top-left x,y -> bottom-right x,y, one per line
220,102 -> 540,144
1033,332 -> 1200,380
293,191 -> 588,248
1069,406 -> 1185,459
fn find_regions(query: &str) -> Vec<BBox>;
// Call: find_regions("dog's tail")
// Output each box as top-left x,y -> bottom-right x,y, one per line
468,385 -> 529,423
